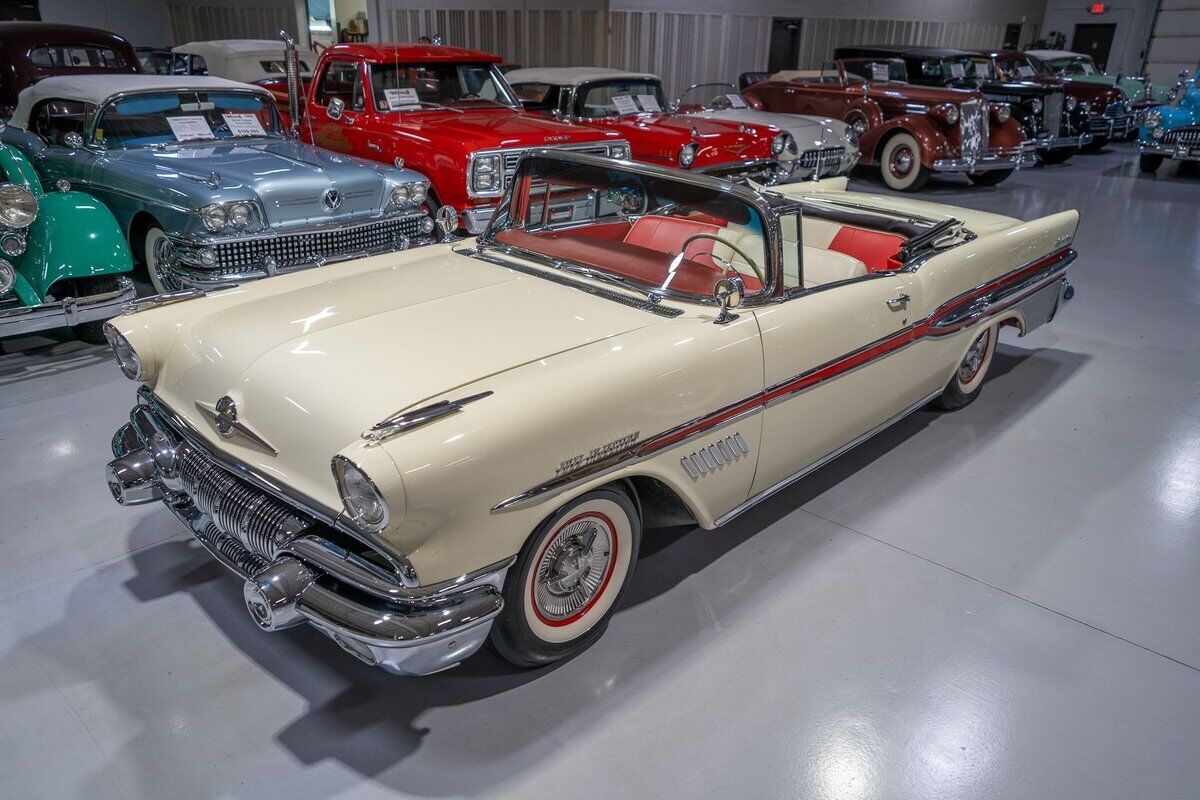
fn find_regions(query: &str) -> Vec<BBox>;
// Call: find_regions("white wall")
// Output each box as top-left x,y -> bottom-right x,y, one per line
39,0 -> 175,46
1041,0 -> 1157,76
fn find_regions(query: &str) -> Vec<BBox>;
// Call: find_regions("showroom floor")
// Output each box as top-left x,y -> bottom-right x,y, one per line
2,142 -> 1198,800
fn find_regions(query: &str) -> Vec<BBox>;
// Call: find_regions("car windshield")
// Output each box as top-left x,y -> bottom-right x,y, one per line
1050,57 -> 1098,76
841,59 -> 907,83
95,90 -> 280,147
367,62 -> 517,111
997,55 -> 1053,80
676,83 -> 750,110
916,56 -> 995,83
485,156 -> 770,301
575,79 -> 666,118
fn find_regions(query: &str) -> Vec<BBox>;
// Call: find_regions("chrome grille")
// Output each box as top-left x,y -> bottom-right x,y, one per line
1102,103 -> 1130,119
1163,126 -> 1200,147
959,99 -> 985,161
798,147 -> 844,169
1044,91 -> 1064,135
175,440 -> 311,559
211,213 -> 428,273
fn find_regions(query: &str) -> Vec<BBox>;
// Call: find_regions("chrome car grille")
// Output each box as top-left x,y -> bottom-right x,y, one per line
212,213 -> 427,273
1163,126 -> 1200,147
959,99 -> 986,161
798,147 -> 845,169
1044,91 -> 1064,135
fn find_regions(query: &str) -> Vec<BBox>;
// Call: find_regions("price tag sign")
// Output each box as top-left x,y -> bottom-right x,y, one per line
1017,65 -> 1035,78
384,88 -> 420,110
949,62 -> 966,78
611,95 -> 640,115
871,63 -> 890,82
725,93 -> 748,108
166,115 -> 214,142
636,94 -> 662,113
222,113 -> 266,137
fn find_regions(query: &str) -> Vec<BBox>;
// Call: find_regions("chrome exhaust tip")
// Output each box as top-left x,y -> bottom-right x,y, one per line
105,449 -> 164,506
243,558 -> 315,631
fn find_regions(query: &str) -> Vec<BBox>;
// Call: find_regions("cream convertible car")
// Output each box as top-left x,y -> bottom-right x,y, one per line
104,152 -> 1078,675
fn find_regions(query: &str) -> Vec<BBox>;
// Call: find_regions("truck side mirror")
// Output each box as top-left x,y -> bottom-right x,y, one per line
327,97 -> 345,120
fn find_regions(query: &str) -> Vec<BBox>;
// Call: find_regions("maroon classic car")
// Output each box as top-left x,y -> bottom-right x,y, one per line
0,22 -> 140,117
988,50 -> 1134,147
742,59 -> 1034,191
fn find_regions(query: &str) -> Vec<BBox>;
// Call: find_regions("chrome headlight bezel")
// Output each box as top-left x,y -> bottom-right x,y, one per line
770,132 -> 787,155
103,322 -> 143,381
678,142 -> 698,168
199,201 -> 262,233
332,455 -> 389,532
390,184 -> 412,206
0,258 -> 15,295
609,142 -> 631,160
409,181 -> 428,205
200,203 -> 228,232
470,153 -> 503,196
0,183 -> 38,229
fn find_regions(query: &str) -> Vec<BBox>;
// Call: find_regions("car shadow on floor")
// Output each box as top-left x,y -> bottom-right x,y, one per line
13,341 -> 1084,798
0,333 -> 109,386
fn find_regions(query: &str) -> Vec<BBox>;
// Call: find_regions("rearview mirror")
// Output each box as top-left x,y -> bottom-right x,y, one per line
327,97 -> 345,120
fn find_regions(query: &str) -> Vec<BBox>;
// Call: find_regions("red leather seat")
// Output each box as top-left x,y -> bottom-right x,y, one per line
623,217 -> 721,263
828,227 -> 905,273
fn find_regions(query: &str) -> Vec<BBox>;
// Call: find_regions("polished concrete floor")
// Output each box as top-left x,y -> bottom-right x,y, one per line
1,141 -> 1198,799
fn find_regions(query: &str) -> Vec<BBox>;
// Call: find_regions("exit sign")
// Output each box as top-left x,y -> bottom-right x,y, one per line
1089,2 -> 1106,13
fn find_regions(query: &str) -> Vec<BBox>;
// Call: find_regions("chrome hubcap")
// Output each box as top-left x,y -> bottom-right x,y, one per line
534,516 -> 613,622
151,234 -> 181,292
890,146 -> 914,177
958,329 -> 991,384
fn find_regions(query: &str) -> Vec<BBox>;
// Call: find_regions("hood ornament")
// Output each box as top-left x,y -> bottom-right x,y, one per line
322,189 -> 342,211
206,172 -> 221,188
364,391 -> 493,443
195,396 -> 278,455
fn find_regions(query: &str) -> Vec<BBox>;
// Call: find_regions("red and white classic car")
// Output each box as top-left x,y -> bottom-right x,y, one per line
295,44 -> 629,234
506,67 -> 786,183
742,59 -> 1035,191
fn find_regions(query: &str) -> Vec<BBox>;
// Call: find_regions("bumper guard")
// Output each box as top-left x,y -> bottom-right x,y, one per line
0,276 -> 135,337
932,143 -> 1037,173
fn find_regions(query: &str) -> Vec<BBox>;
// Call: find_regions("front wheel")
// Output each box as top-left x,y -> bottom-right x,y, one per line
933,324 -> 998,411
967,169 -> 1014,187
490,487 -> 641,668
1139,153 -> 1164,173
143,227 -> 182,295
879,133 -> 930,192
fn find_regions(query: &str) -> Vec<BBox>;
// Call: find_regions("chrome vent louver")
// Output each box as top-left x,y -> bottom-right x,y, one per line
681,433 -> 750,479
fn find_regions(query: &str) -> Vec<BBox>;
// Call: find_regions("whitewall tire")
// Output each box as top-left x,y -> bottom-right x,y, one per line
934,323 -> 998,410
144,227 -> 182,295
490,487 -> 641,667
880,132 -> 930,192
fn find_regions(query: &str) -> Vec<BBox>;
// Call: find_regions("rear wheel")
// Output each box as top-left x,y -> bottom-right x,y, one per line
879,133 -> 930,192
967,169 -> 1014,186
1139,153 -> 1164,173
490,487 -> 641,667
933,324 -> 998,411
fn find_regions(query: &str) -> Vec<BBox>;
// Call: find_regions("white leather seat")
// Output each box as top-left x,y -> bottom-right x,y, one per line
800,246 -> 867,289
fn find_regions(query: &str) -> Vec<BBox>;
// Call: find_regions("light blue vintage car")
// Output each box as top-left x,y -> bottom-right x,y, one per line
1137,69 -> 1200,174
0,74 -> 435,292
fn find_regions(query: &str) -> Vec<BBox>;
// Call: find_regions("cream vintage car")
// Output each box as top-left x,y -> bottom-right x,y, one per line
103,151 -> 1078,675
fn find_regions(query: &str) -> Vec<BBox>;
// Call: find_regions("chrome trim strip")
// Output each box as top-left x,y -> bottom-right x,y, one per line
122,288 -> 208,314
0,277 -> 135,336
364,390 -> 494,442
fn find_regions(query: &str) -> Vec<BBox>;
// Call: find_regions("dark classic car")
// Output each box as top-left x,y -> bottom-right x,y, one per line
836,46 -> 1091,164
742,60 -> 1034,191
989,50 -> 1134,147
0,22 -> 140,118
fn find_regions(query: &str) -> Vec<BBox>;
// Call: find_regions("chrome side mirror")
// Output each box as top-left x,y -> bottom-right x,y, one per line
713,275 -> 745,325
64,132 -> 84,149
327,97 -> 345,120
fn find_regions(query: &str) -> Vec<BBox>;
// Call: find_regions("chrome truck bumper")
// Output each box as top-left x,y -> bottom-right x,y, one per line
932,143 -> 1038,173
0,276 -> 135,337
105,393 -> 513,676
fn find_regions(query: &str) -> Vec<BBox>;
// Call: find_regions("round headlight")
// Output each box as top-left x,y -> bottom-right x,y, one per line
227,202 -> 250,229
1029,97 -> 1043,114
200,204 -> 227,232
103,323 -> 142,381
994,103 -> 1011,123
771,132 -> 787,154
333,455 -> 389,530
943,103 -> 960,125
420,215 -> 435,234
1066,95 -> 1077,111
1146,110 -> 1162,129
0,183 -> 38,229
0,259 -> 15,295
678,142 -> 698,168
409,182 -> 428,205
390,184 -> 412,206
0,233 -> 24,258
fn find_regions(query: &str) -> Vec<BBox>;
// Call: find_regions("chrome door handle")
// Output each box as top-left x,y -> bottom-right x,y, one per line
886,293 -> 910,310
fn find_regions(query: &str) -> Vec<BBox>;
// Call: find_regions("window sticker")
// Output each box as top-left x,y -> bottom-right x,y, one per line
871,63 -> 890,82
725,93 -> 748,108
384,87 -> 420,110
1017,65 -> 1035,78
222,113 -> 266,137
949,62 -> 965,78
166,115 -> 214,141
636,94 -> 662,112
611,94 -> 640,115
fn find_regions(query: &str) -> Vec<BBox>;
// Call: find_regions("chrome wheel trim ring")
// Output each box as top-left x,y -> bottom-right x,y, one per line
532,514 -> 614,623
957,327 -> 994,389
147,229 -> 182,294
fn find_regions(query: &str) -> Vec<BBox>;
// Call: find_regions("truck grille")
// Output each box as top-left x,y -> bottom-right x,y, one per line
212,213 -> 428,273
1043,91 -> 1064,136
959,99 -> 986,161
1163,126 -> 1200,147
798,146 -> 844,170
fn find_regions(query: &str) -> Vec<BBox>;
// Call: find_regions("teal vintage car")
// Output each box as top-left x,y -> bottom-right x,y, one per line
0,123 -> 134,343
1137,70 -> 1200,174
1027,49 -> 1171,120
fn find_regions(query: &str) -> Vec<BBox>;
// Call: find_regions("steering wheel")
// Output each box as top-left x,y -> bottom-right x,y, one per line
677,232 -> 767,284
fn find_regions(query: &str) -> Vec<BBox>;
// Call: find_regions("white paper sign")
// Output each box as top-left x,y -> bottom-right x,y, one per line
611,94 -> 640,115
949,62 -> 965,78
871,63 -> 890,82
166,115 -> 214,142
384,88 -> 420,110
222,113 -> 266,137
1017,65 -> 1035,78
636,94 -> 662,112
725,93 -> 748,108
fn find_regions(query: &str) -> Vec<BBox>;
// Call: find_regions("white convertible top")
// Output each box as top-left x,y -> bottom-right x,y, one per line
1026,49 -> 1087,60
172,40 -> 314,83
9,74 -> 268,129
173,39 -> 285,56
505,67 -> 660,86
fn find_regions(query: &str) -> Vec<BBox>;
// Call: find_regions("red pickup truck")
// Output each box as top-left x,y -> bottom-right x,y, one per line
293,43 -> 628,234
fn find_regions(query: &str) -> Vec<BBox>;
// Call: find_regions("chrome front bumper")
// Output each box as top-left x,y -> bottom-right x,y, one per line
1138,138 -> 1200,162
0,276 -> 135,337
783,147 -> 860,182
932,143 -> 1038,173
105,394 -> 512,676
1034,132 -> 1093,149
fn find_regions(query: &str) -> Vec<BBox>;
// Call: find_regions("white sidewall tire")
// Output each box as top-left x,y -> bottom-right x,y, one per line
880,132 -> 925,191
955,324 -> 998,395
144,227 -> 177,295
521,496 -> 634,645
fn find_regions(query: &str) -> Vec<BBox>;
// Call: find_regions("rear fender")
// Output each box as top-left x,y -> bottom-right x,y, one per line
15,191 -> 133,300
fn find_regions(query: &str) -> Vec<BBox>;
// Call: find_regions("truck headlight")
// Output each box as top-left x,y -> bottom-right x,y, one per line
471,154 -> 502,194
103,323 -> 143,381
0,183 -> 38,229
1066,95 -> 1077,111
0,259 -> 15,295
678,142 -> 697,167
1028,98 -> 1043,114
610,142 -> 631,160
333,455 -> 389,531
